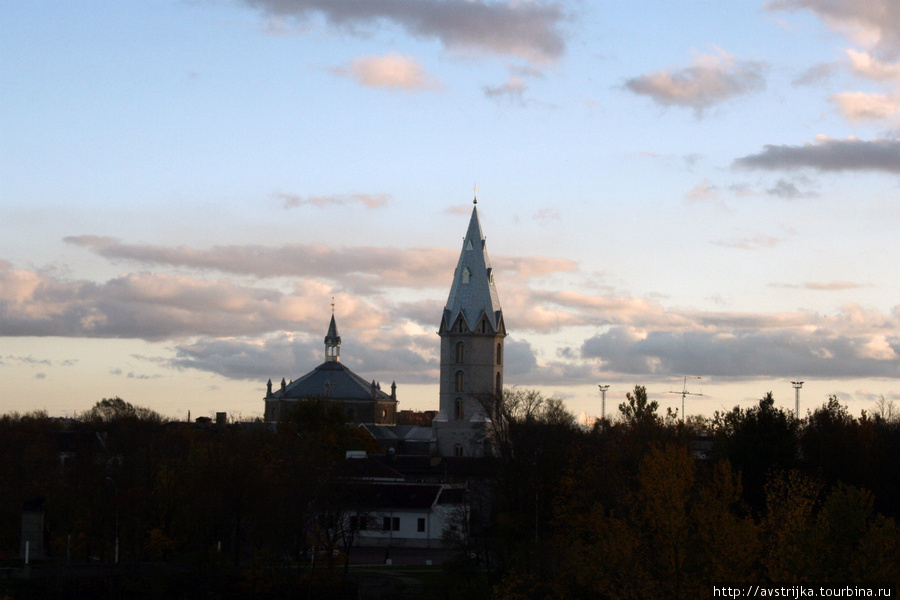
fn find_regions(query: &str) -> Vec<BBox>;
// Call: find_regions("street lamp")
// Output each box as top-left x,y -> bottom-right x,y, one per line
598,384 -> 610,422
792,381 -> 804,417
106,477 -> 119,565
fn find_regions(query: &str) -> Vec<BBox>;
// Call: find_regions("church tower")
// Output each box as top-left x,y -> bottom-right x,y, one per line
434,197 -> 506,457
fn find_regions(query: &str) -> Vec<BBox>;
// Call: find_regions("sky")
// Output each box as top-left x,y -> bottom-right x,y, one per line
2,0 -> 900,423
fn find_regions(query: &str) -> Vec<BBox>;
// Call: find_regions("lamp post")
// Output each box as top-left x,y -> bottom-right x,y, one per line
598,384 -> 610,422
106,477 -> 118,565
792,381 -> 804,418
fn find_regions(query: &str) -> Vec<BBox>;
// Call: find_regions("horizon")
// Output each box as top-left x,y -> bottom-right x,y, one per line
2,1 -> 899,423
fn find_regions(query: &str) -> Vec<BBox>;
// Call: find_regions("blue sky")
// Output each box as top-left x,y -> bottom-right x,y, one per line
2,0 -> 899,422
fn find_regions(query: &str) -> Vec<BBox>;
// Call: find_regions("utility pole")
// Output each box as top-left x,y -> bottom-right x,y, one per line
669,376 -> 702,422
598,384 -> 610,422
792,381 -> 804,417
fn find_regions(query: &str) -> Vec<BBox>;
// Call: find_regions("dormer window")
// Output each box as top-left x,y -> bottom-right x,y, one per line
462,268 -> 470,284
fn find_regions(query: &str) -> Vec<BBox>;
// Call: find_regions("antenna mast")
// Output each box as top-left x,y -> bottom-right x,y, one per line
669,376 -> 703,422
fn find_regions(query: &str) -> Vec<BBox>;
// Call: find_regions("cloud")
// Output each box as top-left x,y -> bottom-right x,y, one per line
532,208 -> 560,221
767,0 -> 900,59
793,62 -> 840,86
684,179 -> 724,205
65,236 -> 457,289
766,178 -> 817,198
483,75 -> 528,102
64,236 -> 577,291
0,261 -> 391,340
712,234 -> 784,250
830,91 -> 900,122
770,281 -> 869,291
332,53 -> 441,90
3,355 -> 53,367
846,49 -> 900,83
624,50 -> 766,116
733,136 -> 900,173
171,328 -> 439,384
244,0 -> 567,64
276,192 -> 390,208
581,319 -> 900,379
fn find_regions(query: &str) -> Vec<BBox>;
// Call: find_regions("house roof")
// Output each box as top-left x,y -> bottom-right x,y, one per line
334,456 -> 406,482
348,482 -> 445,510
371,454 -> 494,480
360,424 -> 436,442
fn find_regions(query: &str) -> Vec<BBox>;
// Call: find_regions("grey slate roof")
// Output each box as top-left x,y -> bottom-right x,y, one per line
347,482 -> 445,510
442,205 -> 503,331
361,424 -> 436,442
271,360 -> 393,402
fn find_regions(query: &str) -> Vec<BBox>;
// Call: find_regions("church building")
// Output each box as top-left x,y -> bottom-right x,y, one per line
262,196 -> 506,458
263,313 -> 399,425
432,199 -> 506,456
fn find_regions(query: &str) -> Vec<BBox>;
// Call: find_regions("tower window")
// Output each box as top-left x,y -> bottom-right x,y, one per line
455,398 -> 464,420
455,371 -> 464,392
496,343 -> 502,365
496,372 -> 502,393
456,342 -> 465,363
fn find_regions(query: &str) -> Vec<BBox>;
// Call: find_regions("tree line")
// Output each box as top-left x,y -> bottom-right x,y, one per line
1,389 -> 899,599
458,387 -> 900,600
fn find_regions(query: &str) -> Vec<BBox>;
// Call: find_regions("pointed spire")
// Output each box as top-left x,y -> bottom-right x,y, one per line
325,311 -> 341,363
442,202 -> 503,332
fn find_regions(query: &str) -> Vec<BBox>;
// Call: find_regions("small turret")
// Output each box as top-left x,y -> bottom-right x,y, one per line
266,378 -> 273,397
325,305 -> 341,363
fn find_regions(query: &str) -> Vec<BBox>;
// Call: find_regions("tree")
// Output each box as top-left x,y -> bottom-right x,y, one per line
636,444 -> 696,599
618,385 -> 660,427
712,392 -> 799,513
83,397 -> 163,426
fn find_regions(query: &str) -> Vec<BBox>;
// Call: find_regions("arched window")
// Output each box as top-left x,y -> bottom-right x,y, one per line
454,398 -> 465,420
496,372 -> 502,393
455,370 -> 464,392
454,444 -> 464,457
496,343 -> 502,365
481,320 -> 486,333
456,342 -> 465,364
